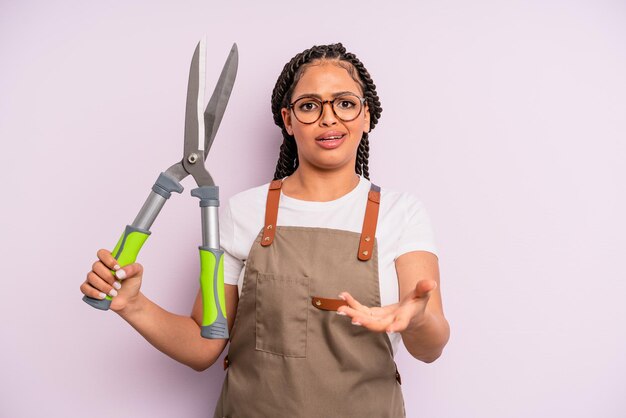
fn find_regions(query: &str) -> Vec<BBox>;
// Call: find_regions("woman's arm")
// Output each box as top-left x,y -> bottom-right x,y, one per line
395,250 -> 449,363
337,250 -> 449,363
118,283 -> 239,371
81,249 -> 239,371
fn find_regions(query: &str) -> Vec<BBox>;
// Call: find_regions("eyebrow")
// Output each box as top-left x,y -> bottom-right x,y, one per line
292,91 -> 360,101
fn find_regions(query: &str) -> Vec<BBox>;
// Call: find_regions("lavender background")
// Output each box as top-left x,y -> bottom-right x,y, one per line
1,0 -> 625,417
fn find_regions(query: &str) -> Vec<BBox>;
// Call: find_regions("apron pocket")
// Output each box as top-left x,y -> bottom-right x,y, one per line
255,272 -> 309,357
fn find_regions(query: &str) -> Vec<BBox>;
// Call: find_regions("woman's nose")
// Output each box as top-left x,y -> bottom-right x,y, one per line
319,101 -> 338,126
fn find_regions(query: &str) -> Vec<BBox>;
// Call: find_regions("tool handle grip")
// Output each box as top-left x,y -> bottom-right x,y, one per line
83,226 -> 151,310
199,247 -> 229,339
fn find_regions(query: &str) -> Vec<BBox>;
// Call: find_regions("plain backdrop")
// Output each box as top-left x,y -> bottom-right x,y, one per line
1,0 -> 624,417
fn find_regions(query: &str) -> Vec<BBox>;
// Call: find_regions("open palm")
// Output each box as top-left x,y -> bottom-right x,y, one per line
337,279 -> 437,333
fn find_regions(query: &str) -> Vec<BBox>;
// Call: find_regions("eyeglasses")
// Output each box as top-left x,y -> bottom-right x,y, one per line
288,93 -> 367,124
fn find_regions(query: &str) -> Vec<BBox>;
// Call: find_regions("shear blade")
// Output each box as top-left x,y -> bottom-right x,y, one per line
204,43 -> 238,158
178,39 -> 238,186
183,38 -> 207,160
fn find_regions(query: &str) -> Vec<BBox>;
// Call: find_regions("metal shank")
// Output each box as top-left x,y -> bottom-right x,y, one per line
131,172 -> 184,231
131,191 -> 168,231
202,206 -> 220,249
191,185 -> 220,248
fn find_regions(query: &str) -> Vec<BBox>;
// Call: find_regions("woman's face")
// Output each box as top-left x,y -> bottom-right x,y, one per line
281,61 -> 370,175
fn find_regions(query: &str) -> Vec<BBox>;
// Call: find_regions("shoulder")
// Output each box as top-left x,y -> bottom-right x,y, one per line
227,181 -> 271,213
229,182 -> 269,204
377,184 -> 435,243
378,184 -> 427,217
376,183 -> 438,257
220,182 -> 271,259
224,182 -> 270,229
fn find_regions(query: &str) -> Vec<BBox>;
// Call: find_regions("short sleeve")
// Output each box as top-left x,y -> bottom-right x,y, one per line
395,194 -> 438,259
219,202 -> 244,286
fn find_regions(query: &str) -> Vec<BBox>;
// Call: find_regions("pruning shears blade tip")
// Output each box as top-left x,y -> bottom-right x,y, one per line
203,44 -> 238,157
183,39 -> 208,160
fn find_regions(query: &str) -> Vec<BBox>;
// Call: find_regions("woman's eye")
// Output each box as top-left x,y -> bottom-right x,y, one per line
337,99 -> 356,109
298,101 -> 318,112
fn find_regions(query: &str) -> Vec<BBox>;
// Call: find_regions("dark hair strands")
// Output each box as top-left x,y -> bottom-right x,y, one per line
271,43 -> 382,180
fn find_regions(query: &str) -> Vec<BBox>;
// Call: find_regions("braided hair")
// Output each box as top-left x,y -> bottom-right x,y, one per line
271,43 -> 383,180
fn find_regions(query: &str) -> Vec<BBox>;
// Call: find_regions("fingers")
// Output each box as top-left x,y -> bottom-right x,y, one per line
94,247 -> 143,281
84,271 -> 117,298
81,248 -> 144,300
336,284 -> 435,334
338,304 -> 415,333
80,280 -> 107,300
114,262 -> 143,281
338,292 -> 370,314
97,249 -> 120,271
338,292 -> 396,318
337,292 -> 395,332
337,292 -> 375,325
414,279 -> 437,299
339,305 -> 395,332
92,260 -> 117,286
81,250 -> 118,299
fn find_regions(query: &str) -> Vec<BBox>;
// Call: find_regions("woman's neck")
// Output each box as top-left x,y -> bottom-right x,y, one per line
281,166 -> 360,202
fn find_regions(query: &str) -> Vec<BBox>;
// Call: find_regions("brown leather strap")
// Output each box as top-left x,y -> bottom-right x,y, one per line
262,180 -> 381,257
261,180 -> 283,247
358,184 -> 381,261
223,354 -> 230,370
311,297 -> 348,311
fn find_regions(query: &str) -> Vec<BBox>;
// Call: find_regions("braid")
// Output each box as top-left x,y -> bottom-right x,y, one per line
341,52 -> 383,131
355,134 -> 370,180
273,136 -> 299,180
270,43 -> 382,180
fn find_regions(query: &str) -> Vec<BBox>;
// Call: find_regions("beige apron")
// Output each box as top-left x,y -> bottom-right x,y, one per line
214,180 -> 405,418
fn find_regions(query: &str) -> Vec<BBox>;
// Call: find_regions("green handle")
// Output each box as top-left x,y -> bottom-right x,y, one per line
83,225 -> 150,310
199,247 -> 229,339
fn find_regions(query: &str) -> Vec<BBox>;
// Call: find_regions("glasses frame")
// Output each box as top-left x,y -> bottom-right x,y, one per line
288,94 -> 367,124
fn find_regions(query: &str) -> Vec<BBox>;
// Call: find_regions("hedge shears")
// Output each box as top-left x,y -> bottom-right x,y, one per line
82,38 -> 237,339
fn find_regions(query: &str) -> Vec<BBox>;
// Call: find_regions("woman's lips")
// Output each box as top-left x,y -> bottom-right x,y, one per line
316,132 -> 346,149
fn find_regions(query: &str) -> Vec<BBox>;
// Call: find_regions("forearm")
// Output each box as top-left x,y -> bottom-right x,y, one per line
116,292 -> 226,371
401,310 -> 450,363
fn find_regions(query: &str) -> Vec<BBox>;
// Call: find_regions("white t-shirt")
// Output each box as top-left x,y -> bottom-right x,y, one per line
219,176 -> 438,355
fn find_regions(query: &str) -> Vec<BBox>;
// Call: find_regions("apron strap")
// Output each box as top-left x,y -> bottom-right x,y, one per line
358,184 -> 381,261
261,179 -> 381,261
261,179 -> 282,247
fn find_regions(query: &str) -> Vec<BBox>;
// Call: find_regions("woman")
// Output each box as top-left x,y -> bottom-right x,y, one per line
81,43 -> 449,418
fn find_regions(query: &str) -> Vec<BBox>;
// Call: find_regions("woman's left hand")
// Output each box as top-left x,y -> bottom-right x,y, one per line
337,279 -> 438,333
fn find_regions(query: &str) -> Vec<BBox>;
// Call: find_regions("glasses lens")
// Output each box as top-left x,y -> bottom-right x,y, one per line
332,94 -> 362,122
291,94 -> 364,124
293,97 -> 322,124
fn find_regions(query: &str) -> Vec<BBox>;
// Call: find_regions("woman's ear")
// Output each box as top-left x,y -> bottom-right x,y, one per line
363,104 -> 371,133
281,108 -> 294,136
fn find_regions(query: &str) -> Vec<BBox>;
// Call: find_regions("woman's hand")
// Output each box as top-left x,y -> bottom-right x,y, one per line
80,249 -> 144,313
337,279 -> 438,333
